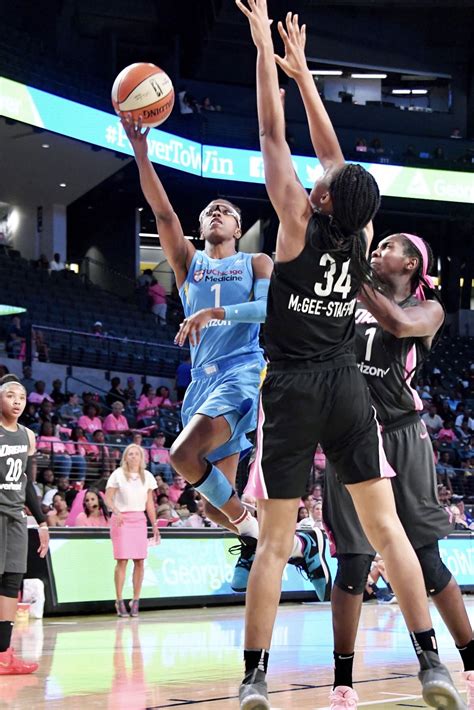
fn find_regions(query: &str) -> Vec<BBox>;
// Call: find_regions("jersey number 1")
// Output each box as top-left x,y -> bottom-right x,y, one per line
314,254 -> 352,299
5,457 -> 23,483
211,283 -> 221,308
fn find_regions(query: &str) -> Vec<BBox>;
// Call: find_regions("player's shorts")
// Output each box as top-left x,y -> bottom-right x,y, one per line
0,512 -> 28,575
246,356 -> 394,500
323,414 -> 453,556
181,352 -> 266,463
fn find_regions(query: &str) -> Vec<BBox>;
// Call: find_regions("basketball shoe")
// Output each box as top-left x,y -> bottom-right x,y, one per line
0,648 -> 38,675
239,668 -> 270,710
290,528 -> 329,601
230,536 -> 257,593
330,685 -> 359,710
418,651 -> 466,710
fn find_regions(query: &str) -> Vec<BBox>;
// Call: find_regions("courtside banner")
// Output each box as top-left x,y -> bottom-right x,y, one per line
1,76 -> 473,203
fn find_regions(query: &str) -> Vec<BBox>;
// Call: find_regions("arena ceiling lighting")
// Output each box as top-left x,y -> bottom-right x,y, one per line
1,75 -> 473,205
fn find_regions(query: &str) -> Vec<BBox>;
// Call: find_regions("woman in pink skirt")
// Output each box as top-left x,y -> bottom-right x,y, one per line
105,444 -> 159,617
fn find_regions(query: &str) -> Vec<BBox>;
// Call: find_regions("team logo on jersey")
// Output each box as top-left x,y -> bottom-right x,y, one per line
194,269 -> 205,282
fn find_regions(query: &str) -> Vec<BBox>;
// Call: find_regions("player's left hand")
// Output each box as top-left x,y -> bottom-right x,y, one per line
274,13 -> 307,81
235,0 -> 273,49
37,525 -> 50,558
174,309 -> 215,347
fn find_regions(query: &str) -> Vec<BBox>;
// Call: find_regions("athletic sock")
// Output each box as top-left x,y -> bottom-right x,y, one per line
333,651 -> 355,689
456,638 -> 474,671
231,509 -> 259,539
290,535 -> 303,559
410,628 -> 439,667
0,621 -> 13,652
244,649 -> 269,677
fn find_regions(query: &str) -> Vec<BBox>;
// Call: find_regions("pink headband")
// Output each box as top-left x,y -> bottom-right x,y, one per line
401,233 -> 435,300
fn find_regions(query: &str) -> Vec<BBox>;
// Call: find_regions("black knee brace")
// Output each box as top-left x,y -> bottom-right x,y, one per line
334,553 -> 375,596
415,542 -> 452,596
0,572 -> 23,598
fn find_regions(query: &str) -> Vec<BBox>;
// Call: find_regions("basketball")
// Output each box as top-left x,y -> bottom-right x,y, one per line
111,62 -> 174,128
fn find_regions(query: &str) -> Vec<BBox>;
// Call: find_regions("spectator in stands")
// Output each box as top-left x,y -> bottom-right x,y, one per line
36,253 -> 50,270
85,428 -> 118,476
137,268 -> 153,311
74,489 -> 110,527
50,253 -> 66,272
50,378 -> 66,405
421,404 -> 444,437
455,416 -> 473,443
58,392 -> 82,423
28,380 -> 53,405
6,332 -> 22,359
42,474 -> 71,511
297,506 -> 310,524
167,472 -> 187,505
21,365 -> 36,394
201,96 -> 221,112
301,493 -> 314,516
136,385 -> 160,424
175,356 -> 191,402
78,403 -> 102,433
156,385 -> 173,409
38,399 -> 56,426
5,316 -> 23,356
313,444 -> 326,475
124,377 -> 138,404
148,278 -> 167,325
46,492 -> 69,526
450,128 -> 462,139
105,377 -> 126,408
131,432 -> 150,464
150,431 -> 172,481
19,402 -> 39,429
92,321 -> 105,337
185,498 -> 217,527
105,444 -> 159,617
35,468 -> 55,498
368,137 -> 384,155
437,419 -> 459,444
311,500 -> 324,530
455,407 -> 474,430
33,330 -> 49,362
178,89 -> 197,114
37,421 -> 86,480
311,482 -> 323,502
103,402 -> 131,435
354,138 -> 368,153
436,451 -> 457,482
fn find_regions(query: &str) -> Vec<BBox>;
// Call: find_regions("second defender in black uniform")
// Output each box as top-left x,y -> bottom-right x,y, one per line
324,233 -> 474,708
237,3 -> 464,710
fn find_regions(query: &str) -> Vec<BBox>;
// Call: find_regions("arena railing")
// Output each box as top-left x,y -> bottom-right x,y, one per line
31,324 -> 187,377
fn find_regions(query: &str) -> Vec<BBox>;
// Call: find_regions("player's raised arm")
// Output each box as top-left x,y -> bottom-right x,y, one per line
121,114 -> 195,287
275,13 -> 345,171
236,0 -> 311,259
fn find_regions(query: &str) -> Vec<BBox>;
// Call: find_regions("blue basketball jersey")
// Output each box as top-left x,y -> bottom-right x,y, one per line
179,250 -> 263,369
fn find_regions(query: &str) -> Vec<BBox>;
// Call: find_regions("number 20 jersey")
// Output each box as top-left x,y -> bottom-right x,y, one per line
265,213 -> 358,363
179,250 -> 263,369
0,424 -> 29,519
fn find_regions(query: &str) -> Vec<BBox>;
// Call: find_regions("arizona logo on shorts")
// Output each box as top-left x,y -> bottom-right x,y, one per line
194,269 -> 204,282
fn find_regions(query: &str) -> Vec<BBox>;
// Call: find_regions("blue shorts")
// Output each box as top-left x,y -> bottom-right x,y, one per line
181,352 -> 266,463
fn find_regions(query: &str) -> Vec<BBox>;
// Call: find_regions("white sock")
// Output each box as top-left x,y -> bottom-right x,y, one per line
231,510 -> 259,539
290,534 -> 303,559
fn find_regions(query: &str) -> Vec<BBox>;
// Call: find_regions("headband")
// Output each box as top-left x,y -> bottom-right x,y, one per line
401,233 -> 435,301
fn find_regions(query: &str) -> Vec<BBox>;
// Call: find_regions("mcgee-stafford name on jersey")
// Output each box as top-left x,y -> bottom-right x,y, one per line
288,293 -> 357,318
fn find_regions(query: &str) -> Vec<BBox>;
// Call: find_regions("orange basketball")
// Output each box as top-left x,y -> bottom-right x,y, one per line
111,62 -> 174,128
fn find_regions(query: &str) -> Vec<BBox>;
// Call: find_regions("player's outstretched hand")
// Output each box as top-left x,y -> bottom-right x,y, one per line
174,309 -> 215,348
37,525 -> 49,558
235,0 -> 273,49
120,113 -> 150,160
274,12 -> 307,80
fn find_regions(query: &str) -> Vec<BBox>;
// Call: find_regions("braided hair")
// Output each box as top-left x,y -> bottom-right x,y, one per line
315,163 -> 382,290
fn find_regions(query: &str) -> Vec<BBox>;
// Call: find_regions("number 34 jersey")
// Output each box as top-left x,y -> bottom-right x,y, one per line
265,213 -> 358,364
180,251 -> 263,369
0,424 -> 29,519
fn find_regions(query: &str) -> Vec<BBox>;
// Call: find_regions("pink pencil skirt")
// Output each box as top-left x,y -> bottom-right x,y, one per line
110,511 -> 148,560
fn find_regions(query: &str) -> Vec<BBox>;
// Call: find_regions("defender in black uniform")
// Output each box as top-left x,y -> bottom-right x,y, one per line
324,233 -> 474,707
0,375 -> 49,675
237,4 -> 464,710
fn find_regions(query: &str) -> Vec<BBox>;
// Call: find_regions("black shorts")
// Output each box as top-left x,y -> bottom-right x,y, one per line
245,357 -> 394,500
323,416 -> 453,556
0,513 -> 28,575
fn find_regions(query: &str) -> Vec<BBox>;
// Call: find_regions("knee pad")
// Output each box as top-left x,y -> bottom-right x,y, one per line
0,572 -> 23,598
415,542 -> 452,596
334,554 -> 375,596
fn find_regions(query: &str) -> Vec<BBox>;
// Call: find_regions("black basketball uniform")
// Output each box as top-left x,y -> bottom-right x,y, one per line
0,425 -> 31,575
246,213 -> 394,500
323,297 -> 452,556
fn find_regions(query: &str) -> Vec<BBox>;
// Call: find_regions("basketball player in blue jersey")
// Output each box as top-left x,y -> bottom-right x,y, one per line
0,374 -> 49,675
122,113 -> 272,542
237,3 -> 464,709
323,233 -> 474,709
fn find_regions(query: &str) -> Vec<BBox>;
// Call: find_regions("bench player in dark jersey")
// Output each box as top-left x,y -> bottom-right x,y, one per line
324,233 -> 474,709
236,3 -> 464,709
0,374 -> 49,674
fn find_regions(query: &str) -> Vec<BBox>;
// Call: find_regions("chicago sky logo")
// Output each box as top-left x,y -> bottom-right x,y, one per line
194,269 -> 204,282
